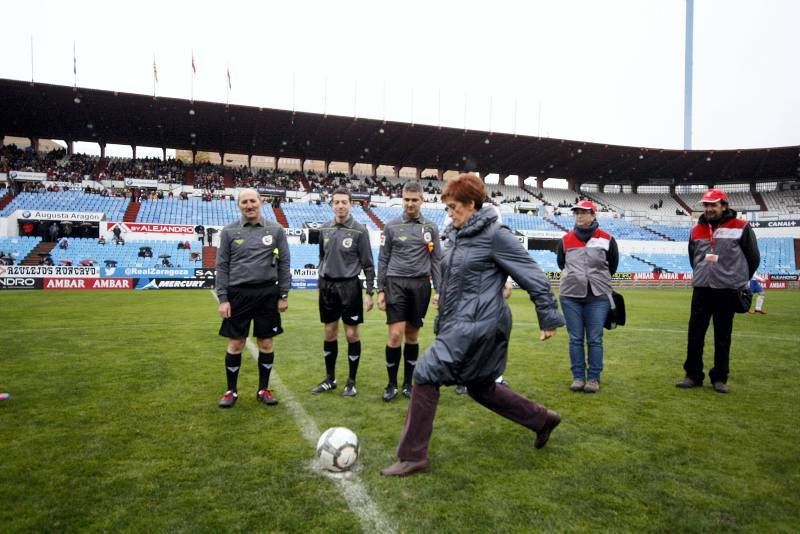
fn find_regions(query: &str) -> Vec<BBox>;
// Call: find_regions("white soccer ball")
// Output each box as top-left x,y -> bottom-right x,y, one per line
316,426 -> 359,472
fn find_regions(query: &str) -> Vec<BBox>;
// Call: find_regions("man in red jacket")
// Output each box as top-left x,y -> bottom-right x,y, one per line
677,189 -> 760,393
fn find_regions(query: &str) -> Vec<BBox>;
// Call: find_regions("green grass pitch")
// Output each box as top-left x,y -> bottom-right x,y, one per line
1,288 -> 798,531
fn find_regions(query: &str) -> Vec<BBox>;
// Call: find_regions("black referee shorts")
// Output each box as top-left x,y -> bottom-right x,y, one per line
384,276 -> 431,328
219,284 -> 283,340
319,277 -> 364,325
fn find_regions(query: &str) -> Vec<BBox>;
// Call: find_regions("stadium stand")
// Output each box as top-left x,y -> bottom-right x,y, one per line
485,183 -> 539,204
279,202 -> 377,231
646,224 -> 691,241
289,243 -> 319,269
286,243 -> 381,271
136,197 -> 277,227
103,157 -> 184,184
350,205 -> 379,231
48,237 -> 202,270
504,213 -> 562,232
280,202 -> 331,229
0,191 -> 128,220
0,236 -> 40,265
720,191 -> 760,212
616,253 -> 655,273
759,237 -> 797,273
547,215 -> 662,240
760,189 -> 800,214
587,192 -> 686,216
631,252 -> 693,273
537,187 -> 584,210
529,249 -> 559,272
419,207 -> 448,229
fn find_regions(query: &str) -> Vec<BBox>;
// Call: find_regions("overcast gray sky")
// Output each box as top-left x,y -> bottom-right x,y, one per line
2,0 -> 799,158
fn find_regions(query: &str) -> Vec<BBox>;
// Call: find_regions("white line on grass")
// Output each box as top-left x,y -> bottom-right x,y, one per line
210,291 -> 396,534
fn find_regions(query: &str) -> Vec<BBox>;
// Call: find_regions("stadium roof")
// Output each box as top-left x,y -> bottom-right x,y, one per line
1,78 -> 797,185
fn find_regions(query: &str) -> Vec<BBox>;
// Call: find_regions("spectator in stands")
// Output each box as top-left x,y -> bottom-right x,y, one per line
749,275 -> 767,314
48,222 -> 59,242
98,236 -> 106,246
380,174 -> 563,477
377,181 -> 442,401
215,189 -> 291,408
677,189 -> 760,394
311,187 -> 375,398
57,237 -> 69,250
556,200 -> 619,394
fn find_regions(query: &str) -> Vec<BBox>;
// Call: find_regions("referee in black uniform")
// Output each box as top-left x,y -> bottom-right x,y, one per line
312,187 -> 376,397
377,181 -> 442,401
216,189 -> 291,408
311,187 -> 375,397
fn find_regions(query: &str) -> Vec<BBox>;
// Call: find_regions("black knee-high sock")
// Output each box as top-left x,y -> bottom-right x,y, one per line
258,352 -> 274,390
386,345 -> 402,386
347,341 -> 361,381
403,343 -> 419,386
323,340 -> 338,380
225,352 -> 242,392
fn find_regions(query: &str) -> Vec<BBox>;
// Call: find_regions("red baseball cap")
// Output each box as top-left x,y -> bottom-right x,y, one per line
571,200 -> 597,212
699,189 -> 729,204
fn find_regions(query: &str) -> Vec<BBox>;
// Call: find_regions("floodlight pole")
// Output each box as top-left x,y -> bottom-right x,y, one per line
684,0 -> 694,150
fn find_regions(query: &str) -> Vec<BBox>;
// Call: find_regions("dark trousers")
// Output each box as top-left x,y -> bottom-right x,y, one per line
684,287 -> 737,384
396,381 -> 550,462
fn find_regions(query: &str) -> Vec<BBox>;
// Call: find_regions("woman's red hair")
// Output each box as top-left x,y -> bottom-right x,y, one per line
442,173 -> 484,209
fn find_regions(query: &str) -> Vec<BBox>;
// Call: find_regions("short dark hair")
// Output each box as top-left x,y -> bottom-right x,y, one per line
331,187 -> 351,201
442,174 -> 484,210
402,181 -> 422,195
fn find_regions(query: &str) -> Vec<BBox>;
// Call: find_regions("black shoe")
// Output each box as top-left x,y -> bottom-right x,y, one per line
343,379 -> 357,397
312,377 -> 337,394
218,390 -> 238,408
257,388 -> 278,405
383,383 -> 398,402
676,376 -> 702,388
401,384 -> 412,398
535,410 -> 561,449
454,385 -> 468,395
380,458 -> 430,477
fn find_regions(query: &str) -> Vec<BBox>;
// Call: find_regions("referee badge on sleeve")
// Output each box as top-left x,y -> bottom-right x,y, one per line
262,235 -> 274,246
423,231 -> 432,243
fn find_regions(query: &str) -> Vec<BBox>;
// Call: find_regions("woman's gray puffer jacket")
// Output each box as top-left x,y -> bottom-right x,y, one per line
414,205 -> 564,385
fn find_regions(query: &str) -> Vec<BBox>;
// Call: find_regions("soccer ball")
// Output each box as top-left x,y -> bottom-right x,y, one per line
316,426 -> 359,472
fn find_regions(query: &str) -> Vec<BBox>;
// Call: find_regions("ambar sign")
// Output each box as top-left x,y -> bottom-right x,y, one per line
44,278 -> 134,290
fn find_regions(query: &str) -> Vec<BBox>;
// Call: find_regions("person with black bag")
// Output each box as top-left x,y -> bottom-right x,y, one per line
677,189 -> 760,394
556,200 -> 619,394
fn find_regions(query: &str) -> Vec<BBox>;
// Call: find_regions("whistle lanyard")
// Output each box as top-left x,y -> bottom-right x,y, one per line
707,224 -> 715,253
